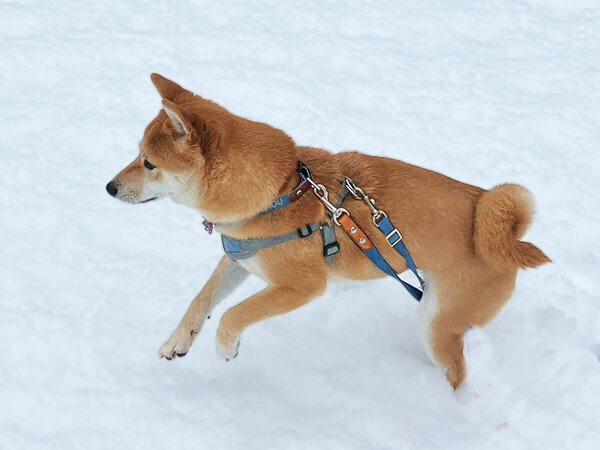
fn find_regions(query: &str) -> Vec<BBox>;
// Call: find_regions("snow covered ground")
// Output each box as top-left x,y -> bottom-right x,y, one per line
1,0 -> 599,449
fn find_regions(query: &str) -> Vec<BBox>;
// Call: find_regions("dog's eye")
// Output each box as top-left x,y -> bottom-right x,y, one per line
144,159 -> 156,170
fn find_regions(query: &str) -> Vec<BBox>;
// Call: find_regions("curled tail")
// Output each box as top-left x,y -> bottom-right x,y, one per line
474,184 -> 551,269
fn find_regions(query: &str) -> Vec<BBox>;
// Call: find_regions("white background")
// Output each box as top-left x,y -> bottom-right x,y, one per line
1,1 -> 599,449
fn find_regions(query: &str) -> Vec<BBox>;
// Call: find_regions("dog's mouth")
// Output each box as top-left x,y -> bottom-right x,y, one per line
141,197 -> 157,203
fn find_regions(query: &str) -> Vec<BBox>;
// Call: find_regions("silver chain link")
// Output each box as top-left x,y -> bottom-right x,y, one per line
343,178 -> 387,226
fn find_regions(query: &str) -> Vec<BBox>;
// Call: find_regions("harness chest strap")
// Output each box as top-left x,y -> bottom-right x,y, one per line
222,222 -> 321,261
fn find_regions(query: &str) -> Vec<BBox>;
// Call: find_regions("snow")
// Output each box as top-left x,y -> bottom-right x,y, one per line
1,1 -> 599,449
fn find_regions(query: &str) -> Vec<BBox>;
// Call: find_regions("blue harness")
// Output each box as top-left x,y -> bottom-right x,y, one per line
220,163 -> 425,301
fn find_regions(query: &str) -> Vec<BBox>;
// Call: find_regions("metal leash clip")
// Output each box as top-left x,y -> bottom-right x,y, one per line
305,177 -> 349,226
343,177 -> 387,226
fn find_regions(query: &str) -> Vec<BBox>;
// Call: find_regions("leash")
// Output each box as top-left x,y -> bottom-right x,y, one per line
299,163 -> 424,301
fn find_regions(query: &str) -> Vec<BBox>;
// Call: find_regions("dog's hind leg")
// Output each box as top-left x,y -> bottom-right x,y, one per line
419,267 -> 517,389
158,256 -> 249,359
215,278 -> 327,360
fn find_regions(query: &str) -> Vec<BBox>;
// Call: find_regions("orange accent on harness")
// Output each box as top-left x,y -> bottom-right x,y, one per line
338,213 -> 372,250
289,181 -> 311,202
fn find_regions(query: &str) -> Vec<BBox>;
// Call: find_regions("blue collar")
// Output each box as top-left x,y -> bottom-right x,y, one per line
256,162 -> 312,216
203,162 -> 312,234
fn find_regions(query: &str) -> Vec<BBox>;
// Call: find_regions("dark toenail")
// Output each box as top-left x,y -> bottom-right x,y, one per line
165,356 -> 172,360
207,315 -> 211,319
176,353 -> 187,357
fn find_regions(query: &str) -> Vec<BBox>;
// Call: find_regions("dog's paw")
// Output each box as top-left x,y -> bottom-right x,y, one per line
216,329 -> 240,361
158,324 -> 198,360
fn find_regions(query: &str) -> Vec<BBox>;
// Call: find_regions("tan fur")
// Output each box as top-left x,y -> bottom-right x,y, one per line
474,184 -> 551,269
108,74 -> 551,389
158,256 -> 248,359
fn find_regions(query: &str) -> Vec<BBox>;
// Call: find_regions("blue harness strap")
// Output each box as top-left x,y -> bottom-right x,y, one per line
222,222 -> 320,261
369,216 -> 424,301
362,244 -> 424,301
257,172 -> 311,216
336,211 -> 424,302
333,177 -> 425,301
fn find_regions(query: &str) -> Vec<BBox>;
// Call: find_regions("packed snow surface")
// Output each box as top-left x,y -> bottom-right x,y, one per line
1,1 -> 599,449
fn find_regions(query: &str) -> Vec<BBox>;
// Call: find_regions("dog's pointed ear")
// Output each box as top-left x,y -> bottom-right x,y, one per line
151,73 -> 194,103
162,100 -> 192,138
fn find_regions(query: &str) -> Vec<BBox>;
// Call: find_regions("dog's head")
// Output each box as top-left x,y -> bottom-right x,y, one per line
107,74 -> 298,222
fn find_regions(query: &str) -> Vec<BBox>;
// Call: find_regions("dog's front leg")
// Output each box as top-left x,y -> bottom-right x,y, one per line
216,280 -> 326,360
159,255 -> 248,359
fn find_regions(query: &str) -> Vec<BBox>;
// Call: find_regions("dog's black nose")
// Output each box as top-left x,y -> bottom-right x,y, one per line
106,181 -> 118,197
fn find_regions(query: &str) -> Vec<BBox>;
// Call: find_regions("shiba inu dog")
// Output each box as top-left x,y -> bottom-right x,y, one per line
106,74 -> 550,389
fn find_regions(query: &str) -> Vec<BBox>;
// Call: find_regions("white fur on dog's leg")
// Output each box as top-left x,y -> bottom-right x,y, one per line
417,272 -> 440,365
216,332 -> 240,360
158,323 -> 197,359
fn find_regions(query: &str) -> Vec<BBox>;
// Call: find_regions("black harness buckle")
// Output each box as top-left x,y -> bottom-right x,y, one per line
297,161 -> 312,180
297,224 -> 313,238
323,242 -> 340,258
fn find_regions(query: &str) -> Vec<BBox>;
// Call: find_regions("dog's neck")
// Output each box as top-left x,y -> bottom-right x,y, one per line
211,168 -> 305,236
